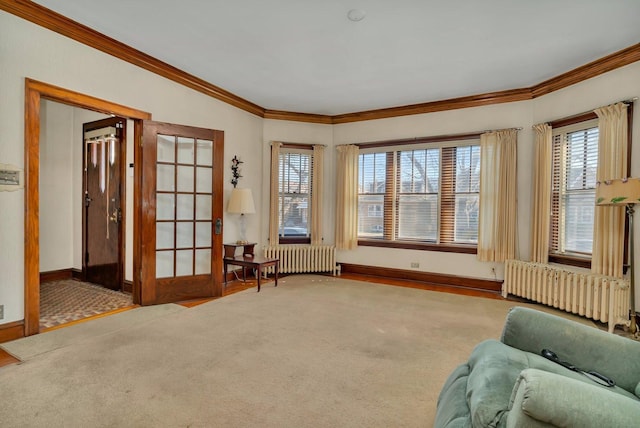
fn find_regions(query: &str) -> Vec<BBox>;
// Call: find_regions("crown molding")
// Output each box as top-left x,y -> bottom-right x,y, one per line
263,109 -> 333,124
2,0 -> 639,124
0,0 -> 265,117
531,42 -> 640,98
331,88 -> 533,124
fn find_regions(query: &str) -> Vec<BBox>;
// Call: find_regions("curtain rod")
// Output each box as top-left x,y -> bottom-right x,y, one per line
270,141 -> 327,147
338,127 -> 522,149
540,96 -> 637,128
482,127 -> 523,133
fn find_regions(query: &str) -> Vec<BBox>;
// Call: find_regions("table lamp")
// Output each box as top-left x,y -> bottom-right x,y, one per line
227,188 -> 255,244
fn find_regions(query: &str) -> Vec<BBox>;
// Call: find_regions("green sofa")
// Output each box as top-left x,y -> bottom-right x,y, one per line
434,306 -> 640,427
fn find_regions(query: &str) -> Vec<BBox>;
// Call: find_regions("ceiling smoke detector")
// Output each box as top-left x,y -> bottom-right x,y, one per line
347,9 -> 366,22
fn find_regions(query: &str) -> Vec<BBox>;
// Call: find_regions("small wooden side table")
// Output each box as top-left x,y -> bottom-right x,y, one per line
223,254 -> 279,292
223,242 -> 256,258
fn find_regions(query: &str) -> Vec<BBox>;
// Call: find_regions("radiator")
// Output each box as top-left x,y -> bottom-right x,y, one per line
503,259 -> 630,333
263,245 -> 339,276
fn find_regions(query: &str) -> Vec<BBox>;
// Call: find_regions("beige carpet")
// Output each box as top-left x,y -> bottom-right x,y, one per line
0,275 -> 589,427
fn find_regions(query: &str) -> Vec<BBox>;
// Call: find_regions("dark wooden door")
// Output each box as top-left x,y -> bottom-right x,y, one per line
139,121 -> 224,305
83,117 -> 126,290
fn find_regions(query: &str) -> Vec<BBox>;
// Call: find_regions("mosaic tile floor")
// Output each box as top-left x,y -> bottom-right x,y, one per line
40,280 -> 133,330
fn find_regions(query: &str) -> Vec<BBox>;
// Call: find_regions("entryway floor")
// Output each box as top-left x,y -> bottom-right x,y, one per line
40,279 -> 133,330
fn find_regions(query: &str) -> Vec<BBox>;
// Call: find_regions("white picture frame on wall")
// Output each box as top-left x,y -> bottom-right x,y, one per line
0,163 -> 24,191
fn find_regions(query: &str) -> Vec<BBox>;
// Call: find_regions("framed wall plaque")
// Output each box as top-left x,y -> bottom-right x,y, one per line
0,164 -> 24,191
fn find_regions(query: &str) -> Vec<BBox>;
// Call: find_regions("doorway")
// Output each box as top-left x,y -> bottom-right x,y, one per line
38,103 -> 133,330
24,79 -> 151,336
24,79 -> 224,337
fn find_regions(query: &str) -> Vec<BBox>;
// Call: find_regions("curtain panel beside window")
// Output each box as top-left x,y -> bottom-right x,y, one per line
592,103 -> 628,277
477,129 -> 518,262
530,123 -> 552,263
268,142 -> 282,244
335,145 -> 359,249
311,145 -> 324,245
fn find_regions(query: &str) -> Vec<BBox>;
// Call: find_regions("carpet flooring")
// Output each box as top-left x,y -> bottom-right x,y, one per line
1,275 -> 591,428
40,280 -> 133,330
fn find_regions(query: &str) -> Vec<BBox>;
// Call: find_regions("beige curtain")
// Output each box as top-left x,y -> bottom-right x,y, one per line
592,103 -> 628,277
268,142 -> 282,245
310,145 -> 324,245
530,123 -> 552,263
335,145 -> 359,249
477,129 -> 518,262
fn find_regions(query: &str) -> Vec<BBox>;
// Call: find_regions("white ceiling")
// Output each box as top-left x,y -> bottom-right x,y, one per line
33,0 -> 640,116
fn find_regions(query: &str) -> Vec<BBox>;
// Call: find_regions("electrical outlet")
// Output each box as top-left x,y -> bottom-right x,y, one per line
0,304 -> 4,320
411,262 -> 419,268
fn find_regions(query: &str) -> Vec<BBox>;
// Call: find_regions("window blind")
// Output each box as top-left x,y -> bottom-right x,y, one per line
357,139 -> 480,246
550,122 -> 598,255
278,150 -> 312,240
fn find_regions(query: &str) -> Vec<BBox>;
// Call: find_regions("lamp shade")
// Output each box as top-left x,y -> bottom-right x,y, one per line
595,178 -> 640,206
227,188 -> 256,214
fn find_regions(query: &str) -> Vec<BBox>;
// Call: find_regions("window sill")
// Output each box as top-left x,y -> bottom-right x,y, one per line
357,239 -> 477,254
548,254 -> 591,270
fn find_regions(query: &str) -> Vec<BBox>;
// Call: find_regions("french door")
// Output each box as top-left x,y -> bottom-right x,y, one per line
139,121 -> 224,305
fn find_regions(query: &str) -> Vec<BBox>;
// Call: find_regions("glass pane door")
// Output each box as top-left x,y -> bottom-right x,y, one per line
156,135 -> 213,279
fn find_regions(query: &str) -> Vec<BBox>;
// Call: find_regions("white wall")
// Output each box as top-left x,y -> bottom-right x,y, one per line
0,11 -> 263,323
2,9 -> 640,325
39,100 -> 75,272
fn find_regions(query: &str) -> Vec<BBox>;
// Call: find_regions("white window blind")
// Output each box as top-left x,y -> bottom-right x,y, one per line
278,150 -> 312,239
396,148 -> 439,241
550,121 -> 599,256
358,152 -> 387,238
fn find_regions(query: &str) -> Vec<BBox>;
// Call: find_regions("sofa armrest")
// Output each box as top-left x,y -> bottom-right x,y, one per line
507,369 -> 640,428
500,307 -> 640,393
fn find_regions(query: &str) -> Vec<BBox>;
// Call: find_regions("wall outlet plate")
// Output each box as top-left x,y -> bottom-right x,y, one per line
0,304 -> 4,320
411,262 -> 419,268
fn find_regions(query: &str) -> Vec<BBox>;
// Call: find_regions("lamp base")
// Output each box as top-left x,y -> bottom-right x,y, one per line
238,213 -> 248,244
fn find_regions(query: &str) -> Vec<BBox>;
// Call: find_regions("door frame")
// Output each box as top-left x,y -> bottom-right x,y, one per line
24,78 -> 151,336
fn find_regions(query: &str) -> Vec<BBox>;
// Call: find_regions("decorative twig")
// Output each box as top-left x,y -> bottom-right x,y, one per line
231,155 -> 243,188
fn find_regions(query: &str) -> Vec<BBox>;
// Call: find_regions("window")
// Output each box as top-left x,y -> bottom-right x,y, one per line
357,138 -> 480,251
550,120 -> 598,258
278,149 -> 312,242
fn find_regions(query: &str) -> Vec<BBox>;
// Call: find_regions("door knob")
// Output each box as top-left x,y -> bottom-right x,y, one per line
109,208 -> 122,224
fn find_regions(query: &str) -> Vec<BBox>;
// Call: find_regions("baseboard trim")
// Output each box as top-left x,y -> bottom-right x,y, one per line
339,263 -> 502,292
40,268 -> 72,283
40,268 -> 83,283
0,320 -> 25,343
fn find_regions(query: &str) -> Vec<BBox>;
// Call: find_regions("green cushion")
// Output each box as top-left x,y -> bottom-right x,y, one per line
464,339 -> 639,427
501,307 -> 640,395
